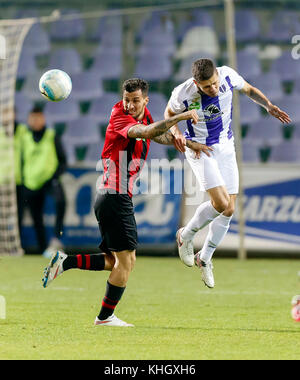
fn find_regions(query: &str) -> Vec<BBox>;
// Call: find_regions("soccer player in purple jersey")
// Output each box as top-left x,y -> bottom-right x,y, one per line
165,58 -> 291,288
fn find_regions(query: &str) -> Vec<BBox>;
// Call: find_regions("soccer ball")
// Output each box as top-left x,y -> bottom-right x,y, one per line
39,69 -> 72,102
291,295 -> 300,322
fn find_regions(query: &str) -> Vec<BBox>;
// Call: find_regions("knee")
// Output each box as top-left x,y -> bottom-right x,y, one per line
223,204 -> 235,217
116,250 -> 136,273
125,252 -> 136,273
213,196 -> 230,213
105,253 -> 116,269
130,253 -> 136,271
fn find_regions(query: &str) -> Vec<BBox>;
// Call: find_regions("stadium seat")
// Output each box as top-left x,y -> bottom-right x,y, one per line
71,72 -> 104,101
49,9 -> 85,41
291,78 -> 300,95
270,51 -> 300,82
90,15 -> 123,48
234,10 -> 260,43
23,23 -> 51,57
47,48 -> 83,75
176,26 -> 220,60
134,54 -> 172,82
22,71 -> 46,102
15,92 -> 34,124
85,142 -> 104,163
137,11 -> 174,42
269,140 -> 300,162
245,118 -> 283,147
92,44 -> 122,59
292,123 -> 300,142
17,50 -> 37,80
88,92 -> 120,124
100,26 -> 123,50
63,116 -> 101,143
250,73 -> 284,103
242,141 -> 260,163
147,92 -> 168,121
176,10 -> 215,42
44,98 -> 80,127
266,11 -> 299,43
89,51 -> 122,80
236,51 -> 262,81
62,117 -> 102,164
239,95 -> 261,125
277,95 -> 300,123
137,44 -> 174,60
138,25 -> 176,57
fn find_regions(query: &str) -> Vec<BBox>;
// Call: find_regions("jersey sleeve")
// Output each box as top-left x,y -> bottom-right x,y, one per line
110,107 -> 138,139
168,85 -> 187,114
224,66 -> 245,90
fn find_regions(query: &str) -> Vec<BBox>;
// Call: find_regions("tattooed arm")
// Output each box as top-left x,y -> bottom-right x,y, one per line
127,110 -> 199,140
152,131 -> 174,145
152,131 -> 213,157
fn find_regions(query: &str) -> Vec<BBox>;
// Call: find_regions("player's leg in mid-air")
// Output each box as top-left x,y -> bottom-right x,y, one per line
194,190 -> 236,288
177,143 -> 238,288
42,249 -> 135,326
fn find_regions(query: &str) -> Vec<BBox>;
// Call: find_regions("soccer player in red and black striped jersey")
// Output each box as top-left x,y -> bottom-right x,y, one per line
42,78 -> 208,326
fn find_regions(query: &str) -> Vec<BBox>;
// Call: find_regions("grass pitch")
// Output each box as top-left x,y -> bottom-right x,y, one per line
0,255 -> 299,360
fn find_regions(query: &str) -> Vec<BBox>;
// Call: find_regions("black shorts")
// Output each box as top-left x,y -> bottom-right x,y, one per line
94,191 -> 138,254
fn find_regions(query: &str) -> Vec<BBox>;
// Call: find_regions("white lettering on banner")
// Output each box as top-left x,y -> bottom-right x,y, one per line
134,194 -> 174,225
22,167 -> 180,231
256,196 -> 279,221
290,198 -> 300,222
0,295 -> 6,319
61,172 -> 96,227
241,195 -> 300,222
274,196 -> 296,222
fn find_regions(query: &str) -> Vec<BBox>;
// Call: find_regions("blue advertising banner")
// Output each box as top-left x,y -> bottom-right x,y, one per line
230,178 -> 300,245
21,165 -> 183,249
183,164 -> 300,253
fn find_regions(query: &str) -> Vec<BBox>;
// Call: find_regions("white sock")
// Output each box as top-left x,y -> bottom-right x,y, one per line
181,201 -> 220,241
200,214 -> 232,263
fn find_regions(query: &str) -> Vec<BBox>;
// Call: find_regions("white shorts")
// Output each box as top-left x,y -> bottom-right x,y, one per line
185,139 -> 239,194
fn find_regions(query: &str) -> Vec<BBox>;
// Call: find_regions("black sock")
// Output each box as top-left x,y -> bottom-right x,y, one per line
62,254 -> 105,271
98,281 -> 126,321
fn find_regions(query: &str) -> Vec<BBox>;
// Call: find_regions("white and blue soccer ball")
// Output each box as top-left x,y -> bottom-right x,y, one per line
39,69 -> 72,102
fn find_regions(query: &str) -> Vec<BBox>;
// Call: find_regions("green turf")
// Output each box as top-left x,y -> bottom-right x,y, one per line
0,255 -> 299,360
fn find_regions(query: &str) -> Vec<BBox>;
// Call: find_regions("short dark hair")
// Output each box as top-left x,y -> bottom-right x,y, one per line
122,78 -> 149,96
31,105 -> 43,114
192,59 -> 216,82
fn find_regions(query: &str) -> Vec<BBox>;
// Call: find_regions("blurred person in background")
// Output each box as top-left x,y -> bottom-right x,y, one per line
21,106 -> 67,256
165,58 -> 291,288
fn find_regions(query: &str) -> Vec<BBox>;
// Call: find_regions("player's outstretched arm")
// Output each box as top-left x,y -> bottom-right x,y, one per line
241,81 -> 292,124
151,131 -> 213,157
127,109 -> 199,140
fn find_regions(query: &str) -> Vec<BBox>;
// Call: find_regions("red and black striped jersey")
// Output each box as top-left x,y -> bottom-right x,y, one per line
99,101 -> 152,197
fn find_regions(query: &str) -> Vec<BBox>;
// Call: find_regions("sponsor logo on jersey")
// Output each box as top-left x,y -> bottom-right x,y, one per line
203,104 -> 223,121
188,102 -> 223,121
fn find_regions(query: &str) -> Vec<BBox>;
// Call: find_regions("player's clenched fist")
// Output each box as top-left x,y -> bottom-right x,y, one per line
180,109 -> 200,124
